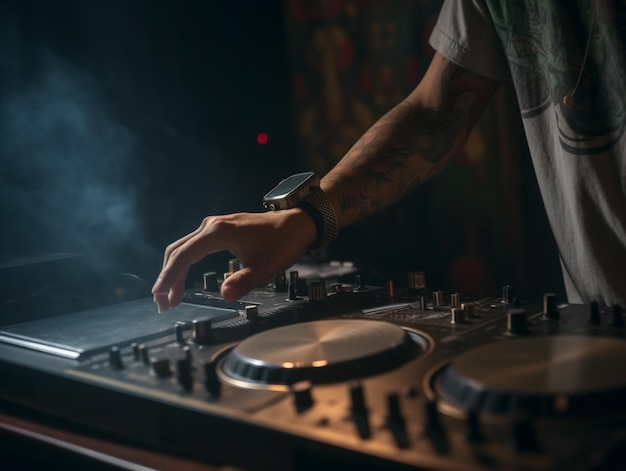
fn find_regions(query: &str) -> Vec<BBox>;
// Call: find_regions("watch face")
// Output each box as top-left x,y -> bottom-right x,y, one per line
263,172 -> 317,210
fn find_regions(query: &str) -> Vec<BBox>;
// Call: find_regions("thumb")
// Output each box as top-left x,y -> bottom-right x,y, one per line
220,267 -> 263,302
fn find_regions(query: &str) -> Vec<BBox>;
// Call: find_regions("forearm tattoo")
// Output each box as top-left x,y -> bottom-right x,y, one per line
325,61 -> 490,223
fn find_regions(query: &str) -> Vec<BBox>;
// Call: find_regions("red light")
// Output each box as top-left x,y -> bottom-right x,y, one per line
257,132 -> 269,145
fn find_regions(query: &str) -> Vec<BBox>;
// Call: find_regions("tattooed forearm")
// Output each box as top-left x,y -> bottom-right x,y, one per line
322,56 -> 500,227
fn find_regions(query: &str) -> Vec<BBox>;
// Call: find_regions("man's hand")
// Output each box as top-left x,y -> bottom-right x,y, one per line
152,208 -> 317,313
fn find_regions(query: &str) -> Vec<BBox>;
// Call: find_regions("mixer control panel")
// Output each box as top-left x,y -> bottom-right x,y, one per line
0,261 -> 624,470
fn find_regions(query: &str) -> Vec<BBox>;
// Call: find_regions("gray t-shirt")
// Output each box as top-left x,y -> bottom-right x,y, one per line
430,0 -> 626,305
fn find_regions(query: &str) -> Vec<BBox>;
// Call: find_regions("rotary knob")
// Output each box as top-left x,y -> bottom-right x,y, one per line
202,272 -> 219,292
308,281 -> 327,302
507,308 -> 529,335
193,318 -> 215,345
450,307 -> 465,324
543,293 -> 559,320
151,357 -> 172,378
292,380 -> 314,413
408,271 -> 426,291
244,305 -> 259,323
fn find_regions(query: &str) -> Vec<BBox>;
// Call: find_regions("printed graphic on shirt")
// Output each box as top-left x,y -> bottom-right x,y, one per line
486,0 -> 626,154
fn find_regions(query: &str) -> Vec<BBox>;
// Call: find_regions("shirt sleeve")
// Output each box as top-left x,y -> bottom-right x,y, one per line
429,0 -> 510,81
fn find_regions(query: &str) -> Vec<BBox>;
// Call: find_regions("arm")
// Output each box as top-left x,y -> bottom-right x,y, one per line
152,53 -> 501,312
322,52 -> 501,228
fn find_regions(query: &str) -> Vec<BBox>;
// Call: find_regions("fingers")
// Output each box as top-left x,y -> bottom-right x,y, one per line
153,217 -> 229,312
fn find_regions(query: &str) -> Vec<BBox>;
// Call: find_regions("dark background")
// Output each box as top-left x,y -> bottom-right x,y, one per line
0,0 -> 564,317
0,0 -> 298,291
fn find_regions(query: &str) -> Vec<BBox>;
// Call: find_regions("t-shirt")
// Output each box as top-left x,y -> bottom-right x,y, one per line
429,0 -> 626,305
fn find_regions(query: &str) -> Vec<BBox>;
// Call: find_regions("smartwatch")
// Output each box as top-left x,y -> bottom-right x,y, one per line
263,172 -> 338,251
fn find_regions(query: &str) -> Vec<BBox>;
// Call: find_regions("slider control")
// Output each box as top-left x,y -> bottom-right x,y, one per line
349,382 -> 371,439
203,360 -> 221,399
425,400 -> 449,454
386,393 -> 409,449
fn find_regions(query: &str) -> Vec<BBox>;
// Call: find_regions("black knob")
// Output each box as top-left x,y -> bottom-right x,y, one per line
450,307 -> 465,324
131,343 -> 140,361
151,357 -> 172,378
462,302 -> 476,319
177,357 -> 193,391
511,415 -> 542,452
203,360 -> 221,399
425,400 -> 449,454
349,382 -> 370,439
589,301 -> 601,326
407,271 -> 426,291
465,409 -> 483,443
202,272 -> 219,292
502,284 -> 513,304
244,305 -> 259,323
193,318 -> 214,345
433,290 -> 445,307
355,274 -> 365,290
612,304 -> 624,328
419,296 -> 428,311
109,346 -> 123,370
287,282 -> 298,300
543,293 -> 559,319
386,393 -> 409,449
450,292 -> 461,308
174,321 -> 186,344
308,281 -> 327,302
292,381 -> 314,413
507,308 -> 529,335
139,344 -> 150,365
274,271 -> 288,292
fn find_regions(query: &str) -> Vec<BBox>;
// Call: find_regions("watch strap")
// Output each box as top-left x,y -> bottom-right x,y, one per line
299,187 -> 338,252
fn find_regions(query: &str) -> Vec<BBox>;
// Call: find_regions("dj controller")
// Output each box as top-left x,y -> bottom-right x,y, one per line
0,260 -> 625,470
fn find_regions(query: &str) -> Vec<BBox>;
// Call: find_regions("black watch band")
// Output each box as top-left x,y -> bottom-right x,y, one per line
299,187 -> 338,252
